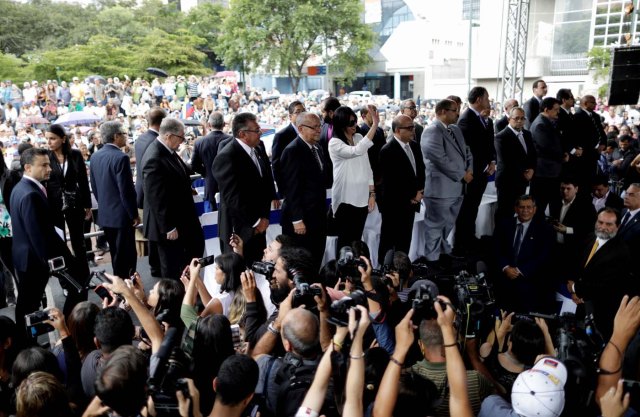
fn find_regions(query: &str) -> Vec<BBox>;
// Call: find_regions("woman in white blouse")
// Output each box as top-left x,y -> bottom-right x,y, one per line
328,105 -> 379,253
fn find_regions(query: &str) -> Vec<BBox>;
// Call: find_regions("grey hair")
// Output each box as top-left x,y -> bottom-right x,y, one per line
282,310 -> 320,357
159,117 -> 185,137
419,319 -> 444,347
208,111 -> 225,129
294,112 -> 319,129
100,121 -> 123,144
509,106 -> 525,117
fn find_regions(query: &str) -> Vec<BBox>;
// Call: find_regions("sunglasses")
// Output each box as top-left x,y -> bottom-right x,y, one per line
348,119 -> 357,127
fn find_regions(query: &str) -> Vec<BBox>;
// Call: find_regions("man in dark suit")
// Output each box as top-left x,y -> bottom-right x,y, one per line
494,106 -> 537,219
271,100 -> 305,194
387,99 -> 424,145
454,86 -> 496,255
555,88 -> 576,154
494,195 -> 555,313
319,97 -> 341,187
617,183 -> 640,252
549,179 -> 597,276
134,107 -> 166,277
378,115 -> 425,261
494,98 -> 519,134
522,79 -> 547,129
90,121 -> 139,278
591,176 -> 623,212
191,111 -> 232,211
567,208 -> 636,339
280,112 -> 328,269
10,148 -> 68,335
573,95 -> 607,181
213,113 -> 276,264
142,118 -> 204,279
422,99 -> 473,266
530,97 -> 564,216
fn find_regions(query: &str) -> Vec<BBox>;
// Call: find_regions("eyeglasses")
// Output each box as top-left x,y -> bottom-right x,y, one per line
171,133 -> 186,142
241,129 -> 261,135
348,119 -> 357,127
398,125 -> 415,130
301,124 -> 321,130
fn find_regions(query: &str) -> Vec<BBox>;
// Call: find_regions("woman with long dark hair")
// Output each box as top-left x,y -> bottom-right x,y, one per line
45,124 -> 92,289
0,155 -> 18,307
328,105 -> 379,253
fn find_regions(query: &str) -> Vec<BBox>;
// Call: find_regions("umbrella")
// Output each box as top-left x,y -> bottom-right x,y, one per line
54,111 -> 101,126
85,75 -> 107,84
259,123 -> 276,137
17,115 -> 50,125
214,70 -> 237,78
180,118 -> 204,127
147,67 -> 169,78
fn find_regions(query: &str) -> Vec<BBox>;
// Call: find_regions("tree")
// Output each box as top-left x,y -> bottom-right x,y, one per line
215,0 -> 374,92
588,46 -> 611,98
0,53 -> 29,81
132,29 -> 209,77
184,3 -> 226,66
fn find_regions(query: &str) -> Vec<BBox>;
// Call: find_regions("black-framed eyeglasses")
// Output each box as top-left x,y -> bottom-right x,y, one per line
171,133 -> 186,142
398,125 -> 415,130
301,124 -> 321,130
241,129 -> 261,135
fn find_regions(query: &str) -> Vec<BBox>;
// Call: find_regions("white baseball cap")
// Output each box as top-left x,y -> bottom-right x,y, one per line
511,357 -> 567,417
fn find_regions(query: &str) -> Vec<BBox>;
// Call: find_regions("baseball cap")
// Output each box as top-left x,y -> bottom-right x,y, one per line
511,357 -> 567,417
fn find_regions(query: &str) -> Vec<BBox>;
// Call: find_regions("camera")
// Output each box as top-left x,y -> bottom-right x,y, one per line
337,246 -> 367,279
411,284 -> 445,323
251,261 -> 275,278
25,310 -> 54,338
196,255 -> 216,268
148,328 -> 190,413
453,271 -> 494,337
292,277 -> 322,308
326,290 -> 368,327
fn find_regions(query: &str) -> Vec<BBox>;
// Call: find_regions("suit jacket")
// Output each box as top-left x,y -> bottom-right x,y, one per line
494,115 -> 509,134
457,108 -> 496,178
549,195 -> 597,251
89,144 -> 138,228
319,122 -> 334,187
10,178 -> 66,272
523,96 -> 541,129
280,137 -> 327,230
556,108 -> 576,153
45,149 -> 91,213
359,123 -> 386,191
379,138 -> 426,214
271,123 -> 298,194
495,127 -> 537,192
574,108 -> 607,154
213,138 -> 275,245
191,130 -> 232,202
142,140 -> 202,243
530,115 -> 564,178
134,129 -> 159,208
617,209 -> 640,251
601,192 -> 624,212
421,121 -> 472,199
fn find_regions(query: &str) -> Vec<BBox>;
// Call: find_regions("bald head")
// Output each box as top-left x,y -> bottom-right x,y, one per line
504,99 -> 519,113
581,95 -> 597,112
392,114 -> 415,143
281,308 -> 320,358
295,112 -> 321,144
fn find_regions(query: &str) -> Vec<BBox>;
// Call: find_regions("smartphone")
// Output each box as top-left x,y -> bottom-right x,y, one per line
230,324 -> 241,349
48,256 -> 65,272
94,285 -> 113,303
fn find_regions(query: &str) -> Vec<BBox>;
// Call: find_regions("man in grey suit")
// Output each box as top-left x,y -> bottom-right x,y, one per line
421,99 -> 473,266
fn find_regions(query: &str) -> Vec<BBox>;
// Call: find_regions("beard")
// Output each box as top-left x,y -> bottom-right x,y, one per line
594,228 -> 617,240
270,282 -> 291,306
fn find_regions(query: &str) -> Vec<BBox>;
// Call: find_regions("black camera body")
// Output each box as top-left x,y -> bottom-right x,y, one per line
25,310 -> 54,338
148,328 -> 190,413
412,284 -> 445,323
292,278 -> 322,308
452,271 -> 494,337
337,246 -> 366,279
326,290 -> 368,327
251,261 -> 275,278
196,255 -> 216,268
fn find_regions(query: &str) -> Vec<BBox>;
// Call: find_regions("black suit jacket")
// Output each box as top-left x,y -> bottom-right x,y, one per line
213,138 -> 275,247
603,192 -> 624,212
494,127 -> 537,192
271,123 -> 298,194
280,137 -> 328,231
494,115 -> 509,134
134,129 -> 159,208
549,195 -> 597,252
319,122 -> 334,187
191,130 -> 232,203
379,138 -> 425,214
457,108 -> 496,178
141,140 -> 203,246
46,149 -> 91,214
618,209 -> 640,251
556,108 -> 576,154
531,115 -> 564,178
523,97 -> 541,129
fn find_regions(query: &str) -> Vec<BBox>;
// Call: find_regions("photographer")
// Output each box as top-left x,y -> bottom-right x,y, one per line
358,255 -> 395,355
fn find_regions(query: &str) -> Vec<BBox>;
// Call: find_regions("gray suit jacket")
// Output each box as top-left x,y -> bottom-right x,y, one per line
421,121 -> 472,199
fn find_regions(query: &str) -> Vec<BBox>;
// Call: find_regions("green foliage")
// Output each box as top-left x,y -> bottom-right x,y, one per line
0,53 -> 30,81
587,46 -> 611,98
132,29 -> 209,76
215,0 -> 374,91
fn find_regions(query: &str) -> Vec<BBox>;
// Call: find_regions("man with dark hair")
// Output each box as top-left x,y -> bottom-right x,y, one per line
611,135 -> 638,183
422,99 -> 473,266
617,183 -> 640,252
142,117 -> 204,279
280,112 -> 328,269
591,175 -> 623,212
494,195 -> 555,313
530,97 -> 563,216
523,79 -> 547,128
567,208 -> 636,339
91,121 -> 139,278
556,88 -> 576,154
191,111 -> 232,211
455,86 -> 496,255
135,106 -> 166,277
494,107 -> 537,219
319,96 -> 341,186
272,100 -> 305,193
82,307 -> 135,398
213,112 -> 276,264
10,147 -> 69,337
94,345 -> 147,417
210,355 -> 259,417
574,95 -> 607,170
494,98 -> 518,133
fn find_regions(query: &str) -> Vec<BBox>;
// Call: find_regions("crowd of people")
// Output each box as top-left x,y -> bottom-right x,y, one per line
1,72 -> 640,417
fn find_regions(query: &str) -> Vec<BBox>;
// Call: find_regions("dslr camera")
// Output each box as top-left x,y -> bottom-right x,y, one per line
326,290 -> 368,327
292,277 -> 322,308
337,246 -> 367,280
251,261 -> 275,278
412,284 -> 446,323
25,310 -> 54,338
148,328 -> 190,413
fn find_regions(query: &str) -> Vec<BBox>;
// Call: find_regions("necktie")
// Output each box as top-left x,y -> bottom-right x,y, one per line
311,145 -> 323,171
590,113 -> 605,146
404,144 -> 416,174
40,184 -> 48,198
251,148 -> 263,177
517,131 -> 528,153
621,211 -> 631,227
172,152 -> 187,176
479,114 -> 487,129
513,223 -> 524,262
585,240 -> 599,266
